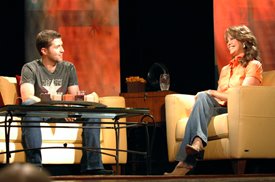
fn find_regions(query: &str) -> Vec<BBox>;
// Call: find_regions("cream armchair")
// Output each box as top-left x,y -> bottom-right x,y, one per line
0,76 -> 127,166
165,70 -> 275,174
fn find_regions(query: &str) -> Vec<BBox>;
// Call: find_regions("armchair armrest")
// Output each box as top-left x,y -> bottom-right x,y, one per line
165,94 -> 195,161
99,96 -> 126,107
228,86 -> 275,158
98,96 -> 128,164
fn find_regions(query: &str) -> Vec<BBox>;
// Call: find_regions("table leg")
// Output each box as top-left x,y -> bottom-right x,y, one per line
4,113 -> 12,164
114,118 -> 120,175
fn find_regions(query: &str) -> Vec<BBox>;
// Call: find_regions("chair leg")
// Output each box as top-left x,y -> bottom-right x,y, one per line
111,164 -> 122,175
231,159 -> 246,174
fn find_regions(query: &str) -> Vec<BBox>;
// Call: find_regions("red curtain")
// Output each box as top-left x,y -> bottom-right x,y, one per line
214,0 -> 275,72
25,0 -> 120,96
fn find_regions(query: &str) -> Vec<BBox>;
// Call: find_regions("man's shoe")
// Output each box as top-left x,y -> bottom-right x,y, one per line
82,169 -> 114,175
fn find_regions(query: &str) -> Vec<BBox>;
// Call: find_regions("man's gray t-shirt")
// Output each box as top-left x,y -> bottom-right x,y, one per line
21,59 -> 78,97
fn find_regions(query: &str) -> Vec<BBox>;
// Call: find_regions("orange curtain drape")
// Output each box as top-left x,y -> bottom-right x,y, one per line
25,0 -> 120,96
214,0 -> 275,72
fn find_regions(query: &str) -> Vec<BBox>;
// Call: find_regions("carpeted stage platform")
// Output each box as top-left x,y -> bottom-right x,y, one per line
46,159 -> 275,182
51,174 -> 275,182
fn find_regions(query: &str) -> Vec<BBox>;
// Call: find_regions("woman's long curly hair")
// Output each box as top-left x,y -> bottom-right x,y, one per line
224,25 -> 261,67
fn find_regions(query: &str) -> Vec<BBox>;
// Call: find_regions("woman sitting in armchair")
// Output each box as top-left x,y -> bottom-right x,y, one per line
165,25 -> 263,176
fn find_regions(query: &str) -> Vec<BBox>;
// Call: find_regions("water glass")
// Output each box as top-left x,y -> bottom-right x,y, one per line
52,92 -> 63,101
75,90 -> 86,101
40,93 -> 51,102
159,73 -> 170,91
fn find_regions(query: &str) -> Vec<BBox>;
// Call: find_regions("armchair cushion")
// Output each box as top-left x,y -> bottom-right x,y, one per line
207,113 -> 228,141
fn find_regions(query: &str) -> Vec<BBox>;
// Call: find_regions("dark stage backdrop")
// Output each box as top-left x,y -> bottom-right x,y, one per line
214,0 -> 275,72
25,0 -> 120,96
119,1 -> 215,94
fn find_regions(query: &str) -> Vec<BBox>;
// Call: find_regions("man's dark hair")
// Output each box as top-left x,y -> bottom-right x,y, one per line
36,30 -> 61,55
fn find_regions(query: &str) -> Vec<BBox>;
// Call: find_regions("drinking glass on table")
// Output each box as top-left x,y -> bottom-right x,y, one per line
75,90 -> 86,101
52,92 -> 63,101
159,73 -> 170,91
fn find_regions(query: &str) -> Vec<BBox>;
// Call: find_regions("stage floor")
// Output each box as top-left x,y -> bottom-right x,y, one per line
51,174 -> 275,182
38,159 -> 275,176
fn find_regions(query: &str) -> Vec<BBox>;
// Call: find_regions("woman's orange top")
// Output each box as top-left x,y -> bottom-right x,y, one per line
217,53 -> 263,106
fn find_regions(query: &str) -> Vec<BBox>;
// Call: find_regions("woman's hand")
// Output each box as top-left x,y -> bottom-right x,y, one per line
194,90 -> 211,100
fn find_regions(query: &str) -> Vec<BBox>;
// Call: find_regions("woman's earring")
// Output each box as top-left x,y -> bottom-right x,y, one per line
243,43 -> 246,48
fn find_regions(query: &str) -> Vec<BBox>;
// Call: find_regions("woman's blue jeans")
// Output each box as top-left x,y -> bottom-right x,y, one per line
21,117 -> 104,172
175,92 -> 227,166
